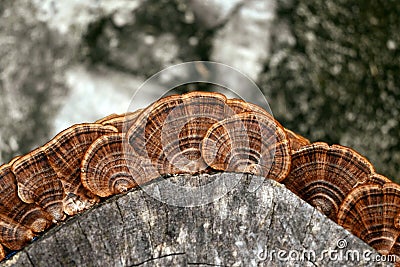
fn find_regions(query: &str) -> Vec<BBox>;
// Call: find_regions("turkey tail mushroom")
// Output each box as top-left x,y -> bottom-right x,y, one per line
127,92 -> 232,175
338,182 -> 400,263
81,133 -> 158,198
0,164 -> 53,233
11,148 -> 65,222
367,173 -> 392,186
282,142 -> 375,221
2,91 -> 400,262
0,213 -> 35,251
95,110 -> 143,132
43,123 -> 118,215
95,114 -> 122,124
226,98 -> 274,118
284,128 -> 311,153
201,112 -> 291,182
226,98 -> 310,153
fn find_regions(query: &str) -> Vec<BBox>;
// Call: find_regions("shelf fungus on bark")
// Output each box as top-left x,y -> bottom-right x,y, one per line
282,142 -> 375,221
226,98 -> 273,118
367,173 -> 392,186
226,98 -> 310,153
11,148 -> 66,222
0,164 -> 53,233
2,90 -> 400,263
127,92 -> 232,175
202,112 -> 291,182
337,182 -> 400,261
284,128 -> 311,153
43,123 -> 118,215
81,133 -> 158,198
0,213 -> 35,251
95,110 -> 143,133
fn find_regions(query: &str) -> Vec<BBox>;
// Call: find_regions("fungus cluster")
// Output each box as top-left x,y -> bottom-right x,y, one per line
0,91 -> 398,264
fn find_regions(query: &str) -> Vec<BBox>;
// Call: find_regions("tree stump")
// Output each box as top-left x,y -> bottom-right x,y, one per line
1,173 -> 393,266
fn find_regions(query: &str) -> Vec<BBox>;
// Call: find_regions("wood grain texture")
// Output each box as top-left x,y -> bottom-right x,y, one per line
1,174 -> 392,267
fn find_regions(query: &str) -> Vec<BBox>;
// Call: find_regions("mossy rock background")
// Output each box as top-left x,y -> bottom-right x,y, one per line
260,0 -> 400,181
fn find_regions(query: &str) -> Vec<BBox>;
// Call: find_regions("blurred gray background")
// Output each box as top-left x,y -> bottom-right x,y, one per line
1,0 -> 399,182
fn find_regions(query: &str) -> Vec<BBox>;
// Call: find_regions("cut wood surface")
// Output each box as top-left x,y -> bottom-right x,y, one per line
1,174 -> 393,266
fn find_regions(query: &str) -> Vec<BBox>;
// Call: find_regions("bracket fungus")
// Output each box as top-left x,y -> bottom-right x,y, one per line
81,133 -> 158,198
0,213 -> 34,251
0,245 -> 4,262
95,110 -> 143,132
44,123 -> 118,215
127,92 -> 231,175
282,142 -> 375,221
226,98 -> 309,153
284,128 -> 311,153
202,112 -> 291,181
0,164 -> 52,233
338,182 -> 400,261
11,148 -> 65,222
0,91 -> 399,263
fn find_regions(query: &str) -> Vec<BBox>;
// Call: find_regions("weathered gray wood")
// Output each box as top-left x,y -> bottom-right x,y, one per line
1,174 -> 393,266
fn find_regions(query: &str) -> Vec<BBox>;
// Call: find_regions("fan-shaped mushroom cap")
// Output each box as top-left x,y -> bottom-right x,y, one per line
0,213 -> 34,250
43,123 -> 118,215
282,142 -> 375,221
226,98 -> 309,153
338,182 -> 400,258
127,91 -> 235,175
202,112 -> 291,181
0,164 -> 52,233
11,148 -> 65,222
96,110 -> 143,132
284,128 -> 311,153
81,133 -> 158,198
367,173 -> 392,186
95,113 -> 122,124
226,98 -> 273,118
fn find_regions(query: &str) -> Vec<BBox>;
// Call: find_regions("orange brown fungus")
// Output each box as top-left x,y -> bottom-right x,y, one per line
96,110 -> 143,132
43,123 -> 118,215
81,133 -> 157,198
95,113 -> 122,124
226,98 -> 310,153
0,91 -> 398,262
0,164 -> 53,233
0,213 -> 34,251
202,112 -> 291,182
338,182 -> 400,263
282,142 -> 375,221
226,98 -> 274,118
127,92 -> 231,174
284,128 -> 311,153
11,148 -> 66,222
0,245 -> 4,262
